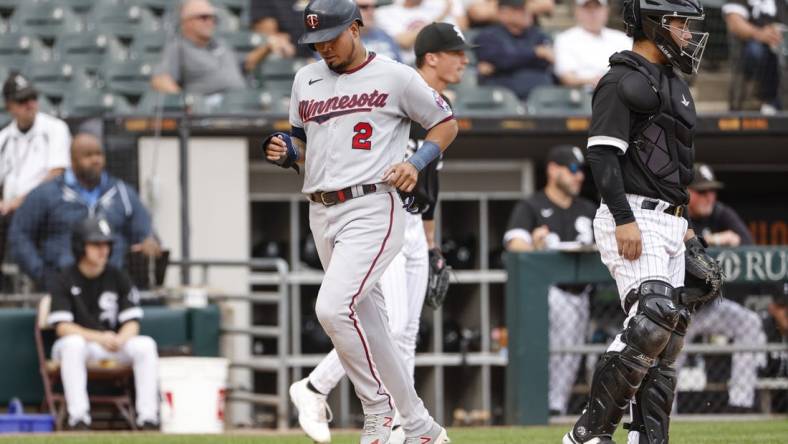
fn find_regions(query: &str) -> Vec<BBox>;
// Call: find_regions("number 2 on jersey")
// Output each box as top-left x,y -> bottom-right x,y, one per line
352,122 -> 372,150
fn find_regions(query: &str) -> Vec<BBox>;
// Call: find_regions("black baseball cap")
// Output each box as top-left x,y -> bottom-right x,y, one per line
414,22 -> 477,58
689,163 -> 724,191
2,73 -> 38,103
546,145 -> 585,170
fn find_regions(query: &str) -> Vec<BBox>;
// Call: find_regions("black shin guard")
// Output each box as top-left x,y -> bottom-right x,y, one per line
627,307 -> 690,444
572,281 -> 681,443
571,348 -> 651,441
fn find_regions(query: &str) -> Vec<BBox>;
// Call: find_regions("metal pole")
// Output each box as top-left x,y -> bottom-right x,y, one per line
179,113 -> 191,285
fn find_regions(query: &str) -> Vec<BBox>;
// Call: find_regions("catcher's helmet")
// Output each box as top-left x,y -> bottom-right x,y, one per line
622,0 -> 708,74
298,0 -> 363,46
72,216 -> 114,260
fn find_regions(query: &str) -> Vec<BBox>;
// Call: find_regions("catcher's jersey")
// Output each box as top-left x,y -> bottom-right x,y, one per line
289,52 -> 454,194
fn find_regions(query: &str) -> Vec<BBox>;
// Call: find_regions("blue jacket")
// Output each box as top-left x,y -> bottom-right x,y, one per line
474,24 -> 554,99
9,172 -> 153,286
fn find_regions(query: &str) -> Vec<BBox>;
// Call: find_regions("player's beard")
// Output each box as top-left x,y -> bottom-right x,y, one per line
557,176 -> 580,197
327,39 -> 356,73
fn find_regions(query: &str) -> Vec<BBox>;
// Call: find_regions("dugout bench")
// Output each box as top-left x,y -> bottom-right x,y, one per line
0,304 -> 220,407
505,246 -> 788,425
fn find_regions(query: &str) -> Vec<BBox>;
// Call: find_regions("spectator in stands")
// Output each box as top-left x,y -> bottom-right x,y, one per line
554,0 -> 631,88
376,0 -> 469,65
151,0 -> 271,94
0,73 -> 70,285
474,0 -> 554,99
503,145 -> 596,415
358,0 -> 403,62
465,0 -> 498,28
9,127 -> 160,291
680,162 -> 767,413
48,216 -> 159,430
723,0 -> 786,113
249,0 -> 308,58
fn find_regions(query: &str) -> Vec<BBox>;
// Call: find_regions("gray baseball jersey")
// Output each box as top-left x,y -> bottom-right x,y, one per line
289,52 -> 453,193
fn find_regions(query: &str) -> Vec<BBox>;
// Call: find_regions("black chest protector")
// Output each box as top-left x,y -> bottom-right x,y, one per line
611,52 -> 696,200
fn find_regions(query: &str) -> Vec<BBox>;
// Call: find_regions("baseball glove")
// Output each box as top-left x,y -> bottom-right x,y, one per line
677,236 -> 724,309
425,248 -> 451,309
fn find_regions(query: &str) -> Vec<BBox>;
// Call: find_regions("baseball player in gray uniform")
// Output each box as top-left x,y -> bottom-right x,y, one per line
264,1 -> 457,443
289,21 -> 472,444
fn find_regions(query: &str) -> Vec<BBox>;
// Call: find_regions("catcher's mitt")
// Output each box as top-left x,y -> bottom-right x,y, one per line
425,248 -> 451,309
677,236 -> 724,309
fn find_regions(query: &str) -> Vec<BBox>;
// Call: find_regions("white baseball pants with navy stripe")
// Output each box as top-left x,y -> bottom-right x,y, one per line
310,212 -> 428,398
309,191 -> 433,436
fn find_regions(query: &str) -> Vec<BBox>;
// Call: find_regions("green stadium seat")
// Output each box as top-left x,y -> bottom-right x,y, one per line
59,90 -> 134,118
525,86 -> 592,116
126,0 -> 170,10
9,2 -> 84,40
193,88 -> 287,114
0,0 -> 24,17
219,31 -> 266,58
0,33 -> 50,68
136,91 -> 192,114
257,57 -> 309,88
60,0 -> 104,15
213,5 -> 241,33
90,1 -> 161,40
54,32 -> 128,73
453,86 -> 525,117
129,30 -> 167,61
24,60 -> 93,100
101,59 -> 155,99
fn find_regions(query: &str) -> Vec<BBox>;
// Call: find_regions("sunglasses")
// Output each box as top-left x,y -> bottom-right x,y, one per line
358,4 -> 376,9
567,163 -> 582,174
188,13 -> 216,22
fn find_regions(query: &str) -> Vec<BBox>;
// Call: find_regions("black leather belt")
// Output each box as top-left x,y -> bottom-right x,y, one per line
641,199 -> 684,218
309,184 -> 379,206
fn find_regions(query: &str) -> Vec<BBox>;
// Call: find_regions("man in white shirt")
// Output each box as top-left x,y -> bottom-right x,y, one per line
376,0 -> 468,65
553,0 -> 631,88
0,73 -> 70,278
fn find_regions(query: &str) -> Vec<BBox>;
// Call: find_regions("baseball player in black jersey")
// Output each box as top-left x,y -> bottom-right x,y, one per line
504,145 -> 596,415
47,217 -> 159,430
563,1 -> 717,443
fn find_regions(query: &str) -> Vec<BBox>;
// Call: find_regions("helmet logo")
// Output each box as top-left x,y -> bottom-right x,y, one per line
306,14 -> 319,29
98,219 -> 111,236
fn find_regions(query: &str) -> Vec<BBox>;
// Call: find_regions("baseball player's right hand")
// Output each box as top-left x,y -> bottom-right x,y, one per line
383,162 -> 419,192
615,221 -> 642,260
96,331 -> 121,352
265,135 -> 287,162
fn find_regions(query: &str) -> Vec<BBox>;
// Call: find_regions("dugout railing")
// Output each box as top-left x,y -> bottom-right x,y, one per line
506,246 -> 788,426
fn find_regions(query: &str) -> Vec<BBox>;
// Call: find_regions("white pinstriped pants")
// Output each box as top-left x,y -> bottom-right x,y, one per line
676,299 -> 767,408
595,195 -> 688,444
310,213 -> 429,396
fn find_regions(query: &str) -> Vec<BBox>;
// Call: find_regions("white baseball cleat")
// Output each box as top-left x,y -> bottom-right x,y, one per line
289,378 -> 332,443
359,409 -> 394,444
389,425 -> 406,444
404,423 -> 450,443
